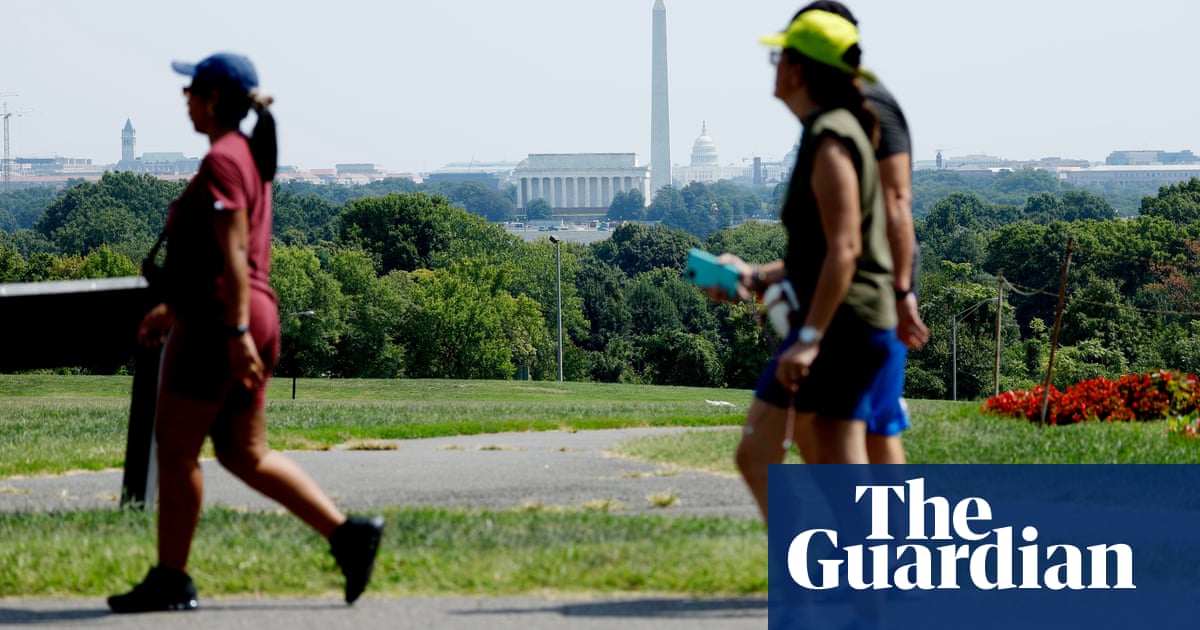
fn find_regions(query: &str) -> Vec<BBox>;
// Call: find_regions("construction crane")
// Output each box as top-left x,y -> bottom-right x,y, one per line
1,93 -> 29,191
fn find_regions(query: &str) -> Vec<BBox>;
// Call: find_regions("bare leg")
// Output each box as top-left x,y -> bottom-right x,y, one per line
154,390 -> 220,572
736,398 -> 815,525
810,416 -> 869,464
213,407 -> 344,538
866,434 -> 906,464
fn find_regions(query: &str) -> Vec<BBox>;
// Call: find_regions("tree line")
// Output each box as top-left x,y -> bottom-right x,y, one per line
2,171 -> 1200,399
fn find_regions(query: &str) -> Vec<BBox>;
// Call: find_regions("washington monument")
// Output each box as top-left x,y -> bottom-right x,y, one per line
650,0 -> 671,196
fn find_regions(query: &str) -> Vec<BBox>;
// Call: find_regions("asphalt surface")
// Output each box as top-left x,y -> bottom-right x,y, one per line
0,427 -> 770,629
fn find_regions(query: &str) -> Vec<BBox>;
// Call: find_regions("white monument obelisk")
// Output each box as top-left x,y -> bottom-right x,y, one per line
650,0 -> 671,196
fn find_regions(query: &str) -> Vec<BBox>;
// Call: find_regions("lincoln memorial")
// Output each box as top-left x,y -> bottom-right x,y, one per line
513,153 -> 651,218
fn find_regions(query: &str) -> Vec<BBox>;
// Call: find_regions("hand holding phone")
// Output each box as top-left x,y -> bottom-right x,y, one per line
684,248 -> 742,299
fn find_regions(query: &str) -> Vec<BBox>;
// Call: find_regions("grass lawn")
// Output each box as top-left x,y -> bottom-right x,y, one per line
0,375 -> 747,478
2,375 -> 1198,599
611,399 -> 1200,472
0,506 -> 764,599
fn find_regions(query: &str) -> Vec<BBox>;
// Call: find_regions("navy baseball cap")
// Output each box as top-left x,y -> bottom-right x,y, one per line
171,52 -> 258,93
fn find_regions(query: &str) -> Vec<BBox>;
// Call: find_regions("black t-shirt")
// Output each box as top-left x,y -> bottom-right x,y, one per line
863,81 -> 921,293
864,81 -> 911,161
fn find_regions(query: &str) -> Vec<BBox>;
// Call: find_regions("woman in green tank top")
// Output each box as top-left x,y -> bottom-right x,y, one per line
704,8 -> 900,524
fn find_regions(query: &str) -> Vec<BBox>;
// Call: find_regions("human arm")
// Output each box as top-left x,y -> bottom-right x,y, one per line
878,152 -> 929,350
137,302 -> 175,346
213,208 -> 264,390
697,254 -> 788,302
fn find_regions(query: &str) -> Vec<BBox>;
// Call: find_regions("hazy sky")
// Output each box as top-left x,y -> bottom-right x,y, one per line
4,1 -> 1197,173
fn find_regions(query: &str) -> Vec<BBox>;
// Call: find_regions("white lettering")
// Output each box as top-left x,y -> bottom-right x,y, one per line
1044,545 -> 1085,590
893,545 -> 934,589
906,478 -> 953,540
968,526 -> 1014,589
779,478 -> 1140,594
787,529 -> 841,589
855,484 -> 904,540
1018,526 -> 1040,589
952,497 -> 992,541
1086,544 -> 1135,589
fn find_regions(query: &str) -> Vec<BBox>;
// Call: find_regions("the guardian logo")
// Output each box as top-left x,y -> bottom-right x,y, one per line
786,478 -> 1136,592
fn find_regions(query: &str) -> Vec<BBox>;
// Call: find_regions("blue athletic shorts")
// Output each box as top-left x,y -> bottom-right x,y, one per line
755,314 -> 893,421
864,333 -> 910,436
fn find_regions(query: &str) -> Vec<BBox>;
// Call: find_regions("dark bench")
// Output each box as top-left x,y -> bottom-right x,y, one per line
0,276 -> 159,508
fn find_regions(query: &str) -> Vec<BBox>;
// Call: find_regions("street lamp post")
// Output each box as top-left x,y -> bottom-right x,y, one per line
951,298 -> 998,401
548,236 -> 563,382
290,310 -> 315,399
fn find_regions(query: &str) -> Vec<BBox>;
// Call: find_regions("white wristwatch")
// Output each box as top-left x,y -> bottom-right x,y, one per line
798,325 -> 822,346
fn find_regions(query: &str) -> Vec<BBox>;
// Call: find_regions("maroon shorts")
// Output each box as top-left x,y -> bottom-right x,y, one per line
160,289 -> 280,410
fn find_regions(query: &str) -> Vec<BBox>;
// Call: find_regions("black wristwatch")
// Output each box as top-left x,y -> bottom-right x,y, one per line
894,288 -> 913,300
226,324 -> 251,338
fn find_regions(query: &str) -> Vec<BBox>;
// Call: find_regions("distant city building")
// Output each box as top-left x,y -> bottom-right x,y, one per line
119,118 -> 135,169
513,153 -> 649,217
1105,150 -> 1200,166
1063,164 -> 1200,188
913,153 -> 1092,174
672,123 -> 742,185
426,160 -> 518,190
111,119 -> 200,176
671,124 -> 792,188
334,163 -> 386,175
12,156 -> 105,178
139,152 -> 200,176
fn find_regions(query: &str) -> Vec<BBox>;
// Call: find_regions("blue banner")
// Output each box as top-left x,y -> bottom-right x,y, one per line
768,464 -> 1200,629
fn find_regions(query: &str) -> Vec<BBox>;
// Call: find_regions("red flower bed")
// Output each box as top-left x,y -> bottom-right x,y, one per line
982,370 -> 1200,426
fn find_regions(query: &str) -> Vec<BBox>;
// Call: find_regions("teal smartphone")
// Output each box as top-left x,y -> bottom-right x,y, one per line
684,248 -> 741,298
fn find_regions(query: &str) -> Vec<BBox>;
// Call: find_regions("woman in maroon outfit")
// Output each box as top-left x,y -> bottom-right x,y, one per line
109,53 -> 383,613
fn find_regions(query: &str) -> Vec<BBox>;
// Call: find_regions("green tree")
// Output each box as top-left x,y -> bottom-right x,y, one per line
79,244 -> 138,278
572,250 -> 630,351
607,189 -> 645,222
337,192 -> 516,274
592,223 -> 699,277
1139,177 -> 1200,223
1022,192 -> 1064,223
704,220 -> 786,265
721,301 -> 771,389
642,330 -> 723,387
426,180 -> 516,223
1061,190 -> 1117,222
271,245 -> 347,378
402,264 -> 546,379
0,244 -> 24,281
0,186 -> 58,231
647,185 -> 685,222
273,192 -> 340,246
525,198 -> 553,221
990,168 -> 1061,204
326,248 -> 408,378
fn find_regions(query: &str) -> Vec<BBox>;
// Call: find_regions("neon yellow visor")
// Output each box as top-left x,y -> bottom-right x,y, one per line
759,9 -> 877,83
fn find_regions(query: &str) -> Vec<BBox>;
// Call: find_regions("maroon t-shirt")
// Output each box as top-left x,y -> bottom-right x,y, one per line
164,131 -> 274,317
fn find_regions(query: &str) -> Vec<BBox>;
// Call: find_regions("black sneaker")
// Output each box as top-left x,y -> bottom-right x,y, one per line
107,566 -> 199,613
330,515 -> 384,604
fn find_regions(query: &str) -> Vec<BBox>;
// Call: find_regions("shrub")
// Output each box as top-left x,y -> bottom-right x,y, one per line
982,370 -> 1200,426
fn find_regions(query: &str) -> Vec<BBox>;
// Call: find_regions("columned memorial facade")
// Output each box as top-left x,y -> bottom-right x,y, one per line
515,153 -> 650,216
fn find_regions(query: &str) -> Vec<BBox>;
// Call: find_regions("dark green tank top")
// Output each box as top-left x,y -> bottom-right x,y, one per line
782,108 -> 895,330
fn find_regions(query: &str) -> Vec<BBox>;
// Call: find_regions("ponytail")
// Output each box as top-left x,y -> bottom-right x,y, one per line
248,89 -> 277,183
790,49 -> 879,150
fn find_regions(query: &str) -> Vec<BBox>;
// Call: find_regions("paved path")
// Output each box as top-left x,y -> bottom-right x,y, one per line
0,595 -> 768,630
0,427 -> 769,629
0,427 -> 756,517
